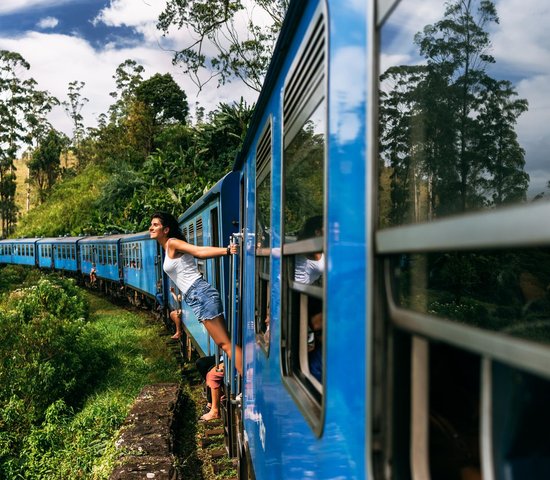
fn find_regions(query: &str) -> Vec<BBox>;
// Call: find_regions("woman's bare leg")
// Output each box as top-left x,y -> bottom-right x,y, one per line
170,310 -> 182,339
203,315 -> 243,375
201,387 -> 221,420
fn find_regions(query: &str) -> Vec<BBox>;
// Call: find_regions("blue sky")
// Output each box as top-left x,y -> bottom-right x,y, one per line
0,0 -> 257,135
0,1 -> 136,49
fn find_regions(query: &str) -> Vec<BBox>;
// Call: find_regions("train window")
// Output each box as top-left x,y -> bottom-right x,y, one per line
137,244 -> 141,269
255,120 -> 272,349
378,0 -> 549,228
375,1 -> 550,478
281,10 -> 326,431
394,248 -> 550,346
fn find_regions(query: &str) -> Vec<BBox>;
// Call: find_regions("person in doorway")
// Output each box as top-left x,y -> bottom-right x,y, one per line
149,211 -> 242,375
200,361 -> 224,421
90,263 -> 97,287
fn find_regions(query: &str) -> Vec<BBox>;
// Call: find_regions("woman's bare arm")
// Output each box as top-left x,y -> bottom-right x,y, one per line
167,237 -> 236,259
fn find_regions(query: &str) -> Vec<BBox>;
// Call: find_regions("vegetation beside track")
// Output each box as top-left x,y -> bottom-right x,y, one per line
0,266 -> 180,479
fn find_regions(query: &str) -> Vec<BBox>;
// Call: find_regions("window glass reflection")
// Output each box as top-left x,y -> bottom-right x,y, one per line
394,248 -> 550,346
284,101 -> 325,240
283,98 -> 325,391
379,0 -> 550,227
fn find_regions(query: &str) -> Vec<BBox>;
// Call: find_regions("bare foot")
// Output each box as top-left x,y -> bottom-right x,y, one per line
200,410 -> 220,421
171,332 -> 181,339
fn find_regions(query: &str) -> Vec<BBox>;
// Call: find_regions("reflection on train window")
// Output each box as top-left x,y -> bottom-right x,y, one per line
255,120 -> 271,349
394,249 -> 550,346
281,10 -> 326,430
377,0 -> 549,229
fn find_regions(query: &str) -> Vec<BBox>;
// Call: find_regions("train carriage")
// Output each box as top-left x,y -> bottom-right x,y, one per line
3,239 -> 41,267
79,235 -> 123,285
120,231 -> 163,300
0,239 -> 13,264
228,0 -> 369,478
1,0 -> 550,478
37,237 -> 83,272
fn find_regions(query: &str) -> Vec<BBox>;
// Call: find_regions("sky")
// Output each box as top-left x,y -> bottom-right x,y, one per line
380,0 -> 550,199
0,0 -> 260,136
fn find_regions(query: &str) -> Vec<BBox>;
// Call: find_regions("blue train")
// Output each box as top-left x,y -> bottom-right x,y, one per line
3,0 -> 550,478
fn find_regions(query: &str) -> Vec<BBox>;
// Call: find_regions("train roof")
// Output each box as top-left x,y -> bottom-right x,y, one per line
0,238 -> 42,244
232,0 -> 304,171
119,231 -> 152,242
179,171 -> 238,223
36,236 -> 86,244
79,234 -> 128,244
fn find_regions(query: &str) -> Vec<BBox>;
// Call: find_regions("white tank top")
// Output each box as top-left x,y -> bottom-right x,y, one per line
163,241 -> 202,294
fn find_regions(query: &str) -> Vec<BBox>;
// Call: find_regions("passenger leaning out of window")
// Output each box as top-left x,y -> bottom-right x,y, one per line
149,212 -> 242,375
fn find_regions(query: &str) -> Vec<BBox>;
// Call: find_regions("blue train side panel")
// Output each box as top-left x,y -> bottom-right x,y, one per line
232,0 -> 369,478
178,171 -> 239,356
121,232 -> 161,298
36,237 -> 83,272
4,239 -> 40,266
79,235 -> 123,282
0,239 -> 13,264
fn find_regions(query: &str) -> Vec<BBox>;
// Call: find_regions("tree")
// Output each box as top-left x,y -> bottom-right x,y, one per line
157,0 -> 289,92
108,59 -> 145,124
62,80 -> 88,167
28,129 -> 64,203
135,73 -> 189,126
0,51 -> 31,237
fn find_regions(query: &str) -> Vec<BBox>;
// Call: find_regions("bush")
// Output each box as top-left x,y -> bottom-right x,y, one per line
0,276 -> 112,478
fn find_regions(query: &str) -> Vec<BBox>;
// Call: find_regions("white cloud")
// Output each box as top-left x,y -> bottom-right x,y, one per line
0,0 -> 71,15
0,28 -> 257,137
37,16 -> 58,29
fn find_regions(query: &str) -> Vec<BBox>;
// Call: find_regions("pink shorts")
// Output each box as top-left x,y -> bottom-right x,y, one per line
206,367 -> 224,389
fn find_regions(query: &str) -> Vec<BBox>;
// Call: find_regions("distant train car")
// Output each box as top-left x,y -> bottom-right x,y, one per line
79,235 -> 123,286
120,231 -> 163,301
178,171 -> 239,357
0,239 -> 13,264
3,239 -> 41,267
37,237 -> 83,272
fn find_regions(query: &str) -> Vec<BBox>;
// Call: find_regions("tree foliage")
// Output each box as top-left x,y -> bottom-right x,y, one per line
28,129 -> 64,203
157,0 -> 289,92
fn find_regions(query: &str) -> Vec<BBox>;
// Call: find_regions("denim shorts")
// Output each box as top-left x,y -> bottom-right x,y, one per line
183,278 -> 224,322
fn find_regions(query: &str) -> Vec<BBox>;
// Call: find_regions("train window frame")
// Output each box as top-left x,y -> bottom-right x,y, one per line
280,5 -> 327,436
255,118 -> 272,353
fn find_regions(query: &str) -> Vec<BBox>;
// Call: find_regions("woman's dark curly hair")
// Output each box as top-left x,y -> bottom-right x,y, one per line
151,211 -> 186,240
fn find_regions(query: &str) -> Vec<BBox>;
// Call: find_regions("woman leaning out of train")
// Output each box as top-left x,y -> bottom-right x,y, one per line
149,211 -> 242,375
